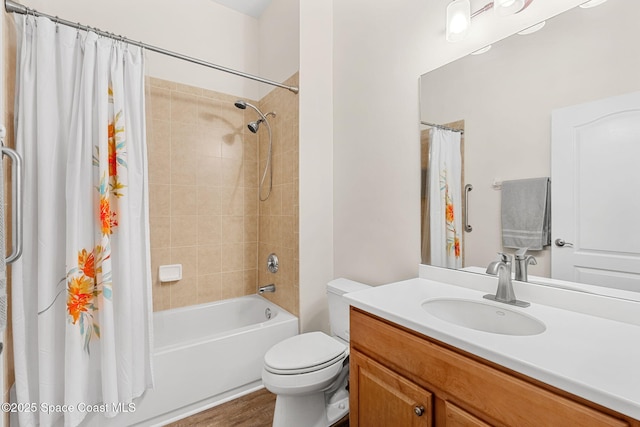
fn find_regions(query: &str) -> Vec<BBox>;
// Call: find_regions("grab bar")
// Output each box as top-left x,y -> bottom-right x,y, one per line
464,184 -> 473,232
1,125 -> 23,264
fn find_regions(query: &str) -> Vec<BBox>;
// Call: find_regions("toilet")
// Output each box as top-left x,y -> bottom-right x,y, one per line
262,278 -> 370,427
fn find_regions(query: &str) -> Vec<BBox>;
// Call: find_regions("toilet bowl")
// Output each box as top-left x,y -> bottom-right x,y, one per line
262,279 -> 370,427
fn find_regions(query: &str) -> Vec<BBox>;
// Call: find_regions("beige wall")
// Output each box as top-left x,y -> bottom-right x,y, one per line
147,77 -> 260,310
2,9 -> 15,418
145,73 -> 302,317
257,74 -> 299,316
147,74 -> 299,315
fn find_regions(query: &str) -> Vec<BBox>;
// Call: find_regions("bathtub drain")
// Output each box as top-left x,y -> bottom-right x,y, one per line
265,308 -> 272,320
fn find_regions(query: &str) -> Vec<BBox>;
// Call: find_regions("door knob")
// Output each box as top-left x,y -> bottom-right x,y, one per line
554,238 -> 574,247
414,405 -> 425,416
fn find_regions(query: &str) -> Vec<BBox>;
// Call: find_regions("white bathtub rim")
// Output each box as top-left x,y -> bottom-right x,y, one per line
154,293 -> 295,319
154,294 -> 297,354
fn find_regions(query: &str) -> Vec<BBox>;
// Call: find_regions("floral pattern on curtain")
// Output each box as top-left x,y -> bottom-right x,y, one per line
440,169 -> 461,260
66,88 -> 125,353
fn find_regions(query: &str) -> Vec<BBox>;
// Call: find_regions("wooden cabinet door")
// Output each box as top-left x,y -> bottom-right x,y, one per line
442,401 -> 492,427
351,349 -> 433,427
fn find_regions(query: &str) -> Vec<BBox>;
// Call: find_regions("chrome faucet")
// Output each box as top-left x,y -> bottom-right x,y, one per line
484,253 -> 530,308
514,248 -> 537,282
258,284 -> 276,294
485,253 -> 509,276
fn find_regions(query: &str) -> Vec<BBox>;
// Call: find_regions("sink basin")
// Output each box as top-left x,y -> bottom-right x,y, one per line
422,298 -> 546,336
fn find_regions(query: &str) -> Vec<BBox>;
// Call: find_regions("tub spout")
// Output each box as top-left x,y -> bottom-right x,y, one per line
259,284 -> 276,294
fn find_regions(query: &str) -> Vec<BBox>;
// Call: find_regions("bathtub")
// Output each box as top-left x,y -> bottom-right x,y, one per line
85,294 -> 298,426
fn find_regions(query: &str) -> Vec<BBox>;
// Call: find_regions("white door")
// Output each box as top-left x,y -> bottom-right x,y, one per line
551,91 -> 640,292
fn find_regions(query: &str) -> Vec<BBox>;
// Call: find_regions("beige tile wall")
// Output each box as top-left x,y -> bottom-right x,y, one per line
257,74 -> 300,317
148,73 -> 299,315
147,77 -> 260,310
3,10 -> 16,414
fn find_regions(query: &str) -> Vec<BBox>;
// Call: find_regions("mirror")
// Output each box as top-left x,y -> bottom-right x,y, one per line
419,0 -> 640,294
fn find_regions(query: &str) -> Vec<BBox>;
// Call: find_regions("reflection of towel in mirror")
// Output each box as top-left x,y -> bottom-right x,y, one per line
501,177 -> 550,250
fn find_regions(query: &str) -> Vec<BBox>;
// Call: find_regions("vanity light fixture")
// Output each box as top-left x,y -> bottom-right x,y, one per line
446,0 -> 534,42
579,0 -> 607,8
446,0 -> 471,42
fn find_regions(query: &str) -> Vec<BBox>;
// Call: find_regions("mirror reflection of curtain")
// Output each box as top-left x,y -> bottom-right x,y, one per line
427,128 -> 462,268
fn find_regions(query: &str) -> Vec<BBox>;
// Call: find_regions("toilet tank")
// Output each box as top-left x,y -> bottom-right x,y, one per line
327,278 -> 371,342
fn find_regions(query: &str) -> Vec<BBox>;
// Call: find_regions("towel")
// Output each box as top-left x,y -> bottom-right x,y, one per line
501,177 -> 551,250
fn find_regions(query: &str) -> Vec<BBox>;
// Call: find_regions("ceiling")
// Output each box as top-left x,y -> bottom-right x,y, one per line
209,0 -> 272,18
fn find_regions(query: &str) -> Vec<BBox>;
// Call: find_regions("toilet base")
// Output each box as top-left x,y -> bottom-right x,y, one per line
271,388 -> 349,427
326,393 -> 349,425
272,393 -> 327,427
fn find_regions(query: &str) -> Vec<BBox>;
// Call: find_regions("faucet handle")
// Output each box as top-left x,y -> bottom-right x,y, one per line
515,247 -> 529,260
497,252 -> 510,263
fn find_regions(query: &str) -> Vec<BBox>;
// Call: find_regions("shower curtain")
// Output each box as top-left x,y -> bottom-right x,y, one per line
428,128 -> 462,269
12,15 -> 154,427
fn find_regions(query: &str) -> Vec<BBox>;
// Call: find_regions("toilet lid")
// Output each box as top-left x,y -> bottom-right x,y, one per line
264,331 -> 347,373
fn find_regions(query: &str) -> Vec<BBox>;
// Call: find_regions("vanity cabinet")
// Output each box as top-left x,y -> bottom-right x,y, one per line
349,308 -> 638,427
351,350 -> 433,426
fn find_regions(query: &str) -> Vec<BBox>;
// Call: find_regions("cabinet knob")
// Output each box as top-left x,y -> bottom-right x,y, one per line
414,405 -> 425,416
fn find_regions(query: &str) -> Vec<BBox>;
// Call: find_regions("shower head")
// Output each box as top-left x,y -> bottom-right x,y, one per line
248,119 -> 264,134
233,99 -> 275,133
231,99 -> 276,201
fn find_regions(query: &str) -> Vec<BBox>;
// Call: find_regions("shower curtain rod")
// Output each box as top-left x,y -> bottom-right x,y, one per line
4,0 -> 300,94
421,121 -> 464,134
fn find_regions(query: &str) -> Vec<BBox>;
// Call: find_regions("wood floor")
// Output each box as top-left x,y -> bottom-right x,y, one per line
166,388 -> 349,427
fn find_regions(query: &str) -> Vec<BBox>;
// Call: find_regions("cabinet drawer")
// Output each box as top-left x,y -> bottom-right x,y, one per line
351,308 -> 629,427
351,348 -> 433,426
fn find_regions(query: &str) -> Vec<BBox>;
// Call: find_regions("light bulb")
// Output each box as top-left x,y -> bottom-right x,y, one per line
494,0 -> 525,16
446,0 -> 471,42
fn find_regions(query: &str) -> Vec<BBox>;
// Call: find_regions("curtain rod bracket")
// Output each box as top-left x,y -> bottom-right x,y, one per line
5,0 -> 26,14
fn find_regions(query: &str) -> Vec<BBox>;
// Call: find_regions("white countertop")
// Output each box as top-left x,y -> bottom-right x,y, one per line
345,275 -> 640,419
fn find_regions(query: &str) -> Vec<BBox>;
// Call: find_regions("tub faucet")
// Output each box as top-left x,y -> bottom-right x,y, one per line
514,248 -> 537,282
259,284 -> 276,294
484,253 -> 530,308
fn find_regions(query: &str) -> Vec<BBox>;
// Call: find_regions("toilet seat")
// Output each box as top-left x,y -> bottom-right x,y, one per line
264,332 -> 347,375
